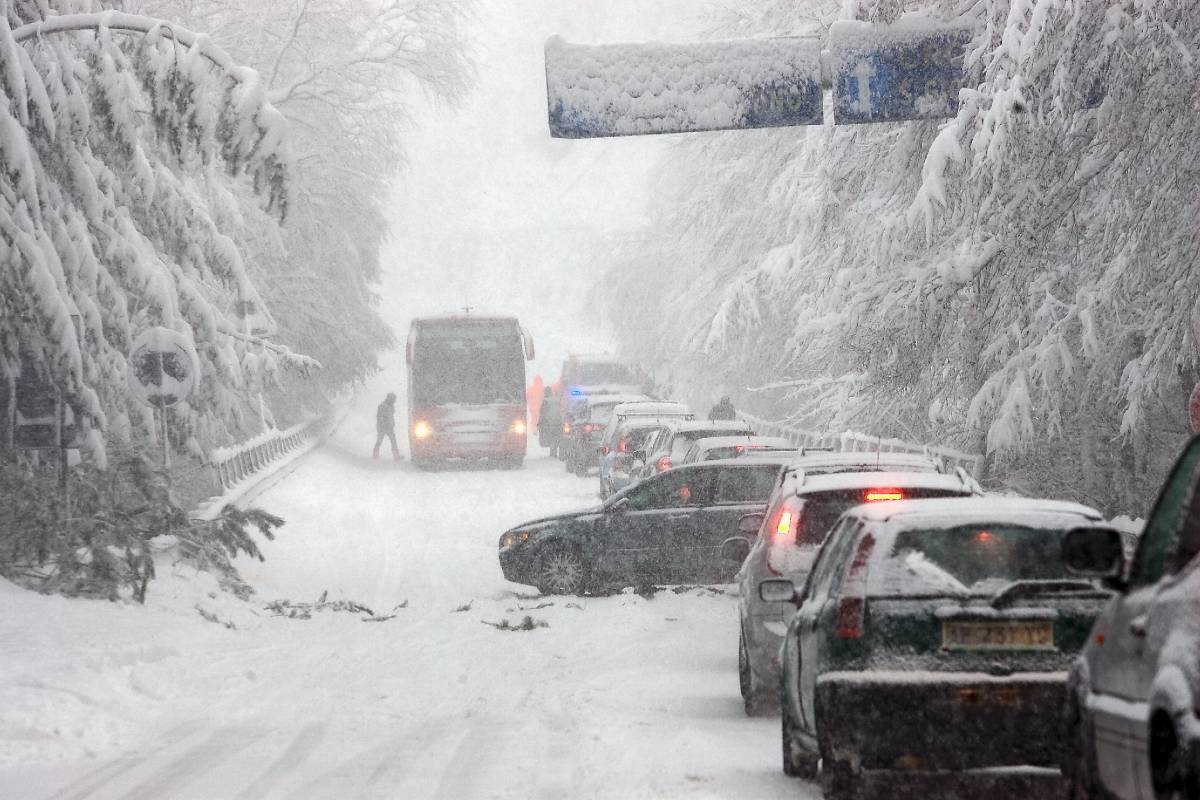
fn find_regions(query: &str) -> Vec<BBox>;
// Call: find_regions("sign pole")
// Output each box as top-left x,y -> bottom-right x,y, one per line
57,389 -> 70,529
157,350 -> 172,470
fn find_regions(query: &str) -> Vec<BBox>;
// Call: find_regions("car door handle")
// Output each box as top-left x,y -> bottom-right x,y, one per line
667,513 -> 691,521
1129,615 -> 1148,637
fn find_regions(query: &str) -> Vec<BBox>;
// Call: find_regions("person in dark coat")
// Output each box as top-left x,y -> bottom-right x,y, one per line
708,395 -> 737,421
537,386 -> 562,450
373,392 -> 401,460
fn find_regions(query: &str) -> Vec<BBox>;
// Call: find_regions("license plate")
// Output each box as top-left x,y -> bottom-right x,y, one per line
941,620 -> 1054,651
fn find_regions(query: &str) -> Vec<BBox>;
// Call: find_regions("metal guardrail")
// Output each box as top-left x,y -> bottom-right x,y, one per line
740,412 -> 985,479
208,419 -> 319,494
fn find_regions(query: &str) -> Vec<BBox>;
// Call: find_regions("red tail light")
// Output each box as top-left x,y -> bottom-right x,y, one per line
562,422 -> 571,434
865,489 -> 905,502
584,423 -> 594,434
618,439 -> 628,453
836,597 -> 866,639
656,456 -> 672,472
836,534 -> 876,640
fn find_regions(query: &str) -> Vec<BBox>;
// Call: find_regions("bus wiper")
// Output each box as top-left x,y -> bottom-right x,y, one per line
989,580 -> 1106,609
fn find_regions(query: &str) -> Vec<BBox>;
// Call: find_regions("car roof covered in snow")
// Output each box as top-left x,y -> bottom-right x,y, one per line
664,419 -> 754,434
784,450 -> 944,474
611,401 -> 691,417
585,394 -> 651,409
691,435 -> 793,451
845,496 -> 1104,528
791,470 -> 976,496
694,453 -> 797,469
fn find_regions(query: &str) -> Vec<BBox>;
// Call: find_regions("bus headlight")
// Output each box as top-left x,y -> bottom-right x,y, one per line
512,419 -> 527,435
413,420 -> 432,439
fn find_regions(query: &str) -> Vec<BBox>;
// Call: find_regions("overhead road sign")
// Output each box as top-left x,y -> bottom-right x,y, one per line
544,35 -> 823,138
828,19 -> 973,125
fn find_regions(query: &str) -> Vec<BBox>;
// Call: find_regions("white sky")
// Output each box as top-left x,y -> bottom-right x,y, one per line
380,0 -> 710,380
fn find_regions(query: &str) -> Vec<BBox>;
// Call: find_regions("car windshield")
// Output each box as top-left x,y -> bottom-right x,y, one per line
573,362 -> 636,385
873,525 -> 1079,597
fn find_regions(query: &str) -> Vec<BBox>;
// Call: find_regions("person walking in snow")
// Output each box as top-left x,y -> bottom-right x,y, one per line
373,392 -> 401,460
537,386 -> 561,450
708,396 -> 737,422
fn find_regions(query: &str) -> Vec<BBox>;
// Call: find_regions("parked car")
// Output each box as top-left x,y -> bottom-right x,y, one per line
1061,434 -> 1200,800
598,419 -> 684,499
631,419 -> 756,481
731,454 -> 980,715
766,497 -> 1116,799
497,456 -> 793,594
679,435 -> 795,465
562,393 -> 649,475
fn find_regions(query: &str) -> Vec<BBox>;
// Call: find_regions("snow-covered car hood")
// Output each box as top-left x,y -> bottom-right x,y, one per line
504,507 -> 601,533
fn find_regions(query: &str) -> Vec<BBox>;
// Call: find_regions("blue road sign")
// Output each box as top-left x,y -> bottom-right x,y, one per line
829,21 -> 972,125
545,36 -> 823,138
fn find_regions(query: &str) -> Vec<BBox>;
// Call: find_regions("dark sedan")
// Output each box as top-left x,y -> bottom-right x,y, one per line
766,497 -> 1117,799
498,459 -> 788,594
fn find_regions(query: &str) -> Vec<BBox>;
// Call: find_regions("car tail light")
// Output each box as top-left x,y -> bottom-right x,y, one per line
865,489 -> 905,502
774,510 -> 794,541
836,534 -> 876,640
562,422 -> 571,434
584,423 -> 594,434
618,439 -> 628,453
656,456 -> 672,472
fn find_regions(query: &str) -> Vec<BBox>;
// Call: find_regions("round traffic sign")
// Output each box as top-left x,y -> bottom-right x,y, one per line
126,327 -> 200,408
1191,383 -> 1200,434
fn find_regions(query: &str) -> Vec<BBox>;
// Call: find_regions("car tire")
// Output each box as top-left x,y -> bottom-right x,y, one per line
1151,712 -> 1193,800
739,628 -> 775,716
782,705 -> 817,779
536,545 -> 587,595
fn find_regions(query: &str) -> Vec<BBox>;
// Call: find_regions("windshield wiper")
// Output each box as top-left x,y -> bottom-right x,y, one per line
989,579 -> 1107,609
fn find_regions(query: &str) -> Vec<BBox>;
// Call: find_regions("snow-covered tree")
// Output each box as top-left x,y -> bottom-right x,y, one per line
603,0 -> 1200,514
127,0 -> 473,412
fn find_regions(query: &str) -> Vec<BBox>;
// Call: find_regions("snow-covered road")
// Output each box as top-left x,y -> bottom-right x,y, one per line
2,384 -> 813,799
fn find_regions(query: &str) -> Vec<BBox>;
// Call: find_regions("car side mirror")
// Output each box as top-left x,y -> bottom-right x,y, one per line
759,579 -> 798,605
737,512 -> 765,536
721,536 -> 751,563
607,497 -> 630,513
1062,526 -> 1126,588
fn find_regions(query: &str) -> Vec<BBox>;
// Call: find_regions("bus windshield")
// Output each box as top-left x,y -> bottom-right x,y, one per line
411,322 -> 524,405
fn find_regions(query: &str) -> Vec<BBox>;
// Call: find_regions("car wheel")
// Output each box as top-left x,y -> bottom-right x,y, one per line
739,628 -> 774,716
536,546 -> 586,595
820,758 -> 861,800
782,705 -> 817,779
1151,712 -> 1191,800
1064,691 -> 1114,800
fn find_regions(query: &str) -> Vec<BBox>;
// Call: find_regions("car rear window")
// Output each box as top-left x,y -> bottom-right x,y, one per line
712,466 -> 780,504
798,489 -> 967,546
872,524 -> 1075,596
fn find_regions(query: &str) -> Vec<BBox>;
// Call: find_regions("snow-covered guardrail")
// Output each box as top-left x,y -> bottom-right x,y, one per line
191,419 -> 322,520
740,412 -> 985,478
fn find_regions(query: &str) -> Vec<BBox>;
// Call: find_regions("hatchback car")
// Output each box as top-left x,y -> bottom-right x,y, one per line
679,435 -> 794,465
731,455 -> 980,715
1061,434 -> 1200,800
498,457 -> 792,594
631,419 -> 756,481
767,497 -> 1115,799
561,393 -> 649,475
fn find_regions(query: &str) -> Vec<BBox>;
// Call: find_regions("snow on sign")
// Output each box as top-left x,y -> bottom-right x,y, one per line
544,36 -> 823,138
829,19 -> 973,125
126,327 -> 200,408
